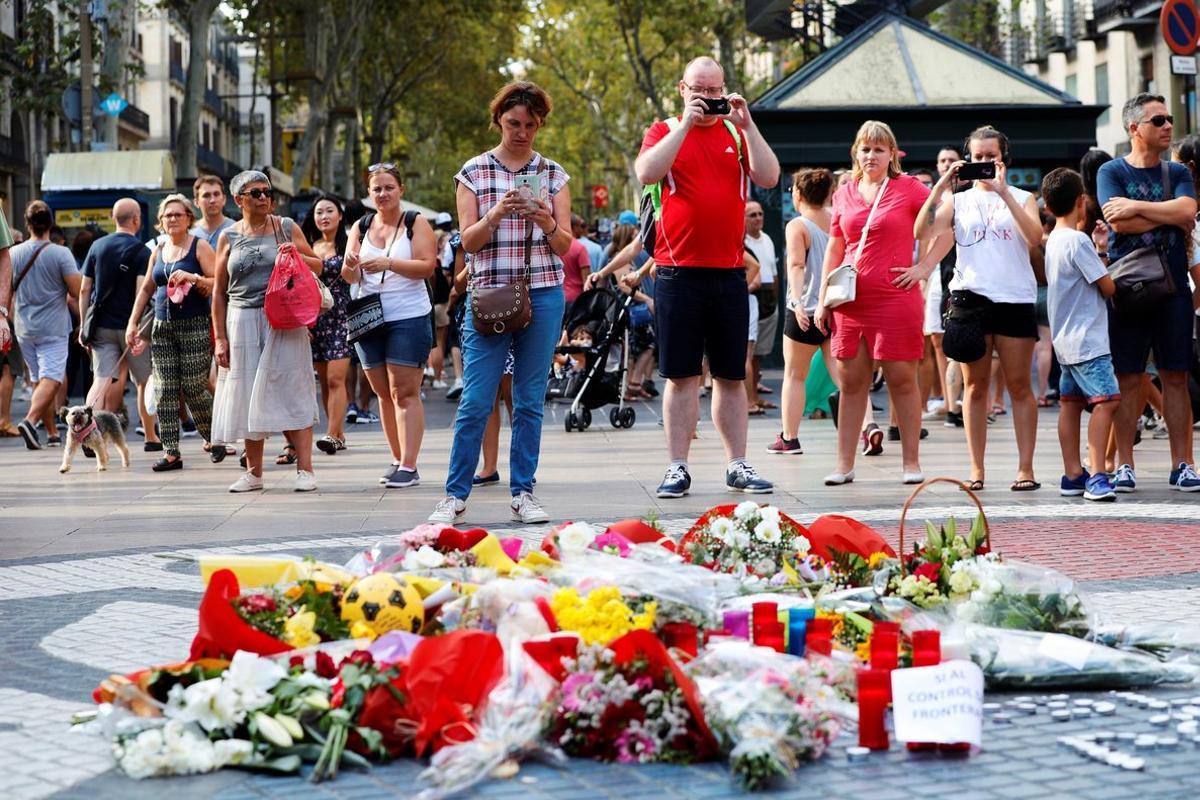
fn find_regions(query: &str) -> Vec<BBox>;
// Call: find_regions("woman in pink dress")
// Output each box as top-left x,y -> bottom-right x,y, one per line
814,120 -> 940,486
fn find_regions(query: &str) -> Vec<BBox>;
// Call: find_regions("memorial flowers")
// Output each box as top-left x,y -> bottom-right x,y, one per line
232,579 -> 351,646
680,502 -> 811,581
549,586 -> 656,645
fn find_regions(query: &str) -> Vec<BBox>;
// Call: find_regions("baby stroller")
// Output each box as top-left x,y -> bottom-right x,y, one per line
551,287 -> 637,432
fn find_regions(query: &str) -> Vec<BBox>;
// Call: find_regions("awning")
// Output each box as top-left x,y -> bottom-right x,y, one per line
41,149 -> 176,191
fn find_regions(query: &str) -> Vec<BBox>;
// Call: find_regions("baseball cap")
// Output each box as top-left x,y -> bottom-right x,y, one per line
435,211 -> 453,226
617,209 -> 638,226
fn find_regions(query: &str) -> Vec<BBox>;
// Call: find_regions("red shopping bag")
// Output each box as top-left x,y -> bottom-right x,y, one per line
264,244 -> 321,329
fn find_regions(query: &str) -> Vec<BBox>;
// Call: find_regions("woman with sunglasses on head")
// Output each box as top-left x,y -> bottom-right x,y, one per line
341,165 -> 437,488
301,194 -> 353,455
125,195 -> 216,471
428,80 -> 572,525
915,126 -> 1044,492
813,121 -> 938,487
211,170 -> 324,492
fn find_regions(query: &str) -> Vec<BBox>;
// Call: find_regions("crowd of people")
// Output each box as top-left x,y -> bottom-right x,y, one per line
2,58 -> 1198,520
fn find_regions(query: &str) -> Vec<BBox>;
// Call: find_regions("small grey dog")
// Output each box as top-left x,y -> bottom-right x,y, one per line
59,405 -> 130,473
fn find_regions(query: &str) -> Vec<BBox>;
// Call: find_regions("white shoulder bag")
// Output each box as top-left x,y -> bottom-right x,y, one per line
824,176 -> 888,308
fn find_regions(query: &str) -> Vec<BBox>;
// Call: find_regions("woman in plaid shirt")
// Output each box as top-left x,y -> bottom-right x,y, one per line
429,81 -> 574,525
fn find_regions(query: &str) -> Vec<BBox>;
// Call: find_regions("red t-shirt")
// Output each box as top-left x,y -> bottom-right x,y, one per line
561,237 -> 590,305
639,118 -> 749,268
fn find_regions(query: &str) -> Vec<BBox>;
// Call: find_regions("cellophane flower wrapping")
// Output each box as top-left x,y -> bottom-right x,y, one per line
685,642 -> 854,790
957,623 -> 1199,689
416,648 -> 565,800
680,502 -> 812,583
552,548 -> 738,629
946,560 -> 1093,636
1092,620 -> 1200,665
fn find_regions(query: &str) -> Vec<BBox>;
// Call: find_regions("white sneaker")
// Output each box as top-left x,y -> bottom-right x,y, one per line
510,491 -> 550,524
428,496 -> 466,524
431,379 -> 449,390
295,470 -> 317,492
229,472 -> 264,493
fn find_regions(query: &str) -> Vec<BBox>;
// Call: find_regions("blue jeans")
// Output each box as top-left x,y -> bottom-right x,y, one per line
445,286 -> 565,499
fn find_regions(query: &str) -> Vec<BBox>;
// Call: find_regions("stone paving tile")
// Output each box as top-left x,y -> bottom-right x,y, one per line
41,601 -> 197,674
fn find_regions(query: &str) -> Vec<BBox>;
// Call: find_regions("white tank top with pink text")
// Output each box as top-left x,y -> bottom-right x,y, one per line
949,185 -> 1037,304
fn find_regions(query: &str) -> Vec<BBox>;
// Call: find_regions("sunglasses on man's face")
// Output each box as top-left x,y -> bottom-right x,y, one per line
238,188 -> 272,200
1139,114 -> 1174,128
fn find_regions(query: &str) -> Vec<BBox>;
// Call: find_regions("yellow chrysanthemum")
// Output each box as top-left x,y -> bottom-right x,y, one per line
549,586 -> 653,645
867,552 -> 888,570
283,608 -> 320,648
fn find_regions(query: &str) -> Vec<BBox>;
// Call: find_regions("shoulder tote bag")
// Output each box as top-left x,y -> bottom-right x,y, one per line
265,218 -> 322,330
470,159 -> 545,336
824,177 -> 888,309
346,216 -> 401,343
1107,162 -> 1177,316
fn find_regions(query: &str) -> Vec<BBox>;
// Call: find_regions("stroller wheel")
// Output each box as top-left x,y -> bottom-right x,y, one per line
565,411 -> 577,432
619,407 -> 636,428
610,408 -> 622,428
581,408 -> 592,430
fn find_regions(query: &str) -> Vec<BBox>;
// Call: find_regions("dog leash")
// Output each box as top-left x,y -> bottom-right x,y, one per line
84,313 -> 155,409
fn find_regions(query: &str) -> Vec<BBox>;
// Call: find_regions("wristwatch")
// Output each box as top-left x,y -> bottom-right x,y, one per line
785,297 -> 801,312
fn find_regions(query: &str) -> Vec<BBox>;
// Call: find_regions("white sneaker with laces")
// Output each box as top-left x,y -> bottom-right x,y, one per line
229,472 -> 264,493
428,496 -> 466,524
511,491 -> 550,524
295,470 -> 317,492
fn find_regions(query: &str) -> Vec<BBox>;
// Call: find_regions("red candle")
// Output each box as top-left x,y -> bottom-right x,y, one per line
911,630 -> 941,667
856,668 -> 890,750
660,622 -> 699,657
870,631 -> 899,671
805,629 -> 832,656
752,602 -> 778,624
808,616 -> 834,636
873,620 -> 900,636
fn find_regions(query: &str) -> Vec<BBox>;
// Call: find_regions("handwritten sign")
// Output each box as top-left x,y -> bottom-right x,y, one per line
890,659 -> 984,747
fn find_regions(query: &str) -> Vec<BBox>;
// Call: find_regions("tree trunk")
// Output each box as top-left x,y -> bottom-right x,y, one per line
318,113 -> 336,191
175,0 -> 221,179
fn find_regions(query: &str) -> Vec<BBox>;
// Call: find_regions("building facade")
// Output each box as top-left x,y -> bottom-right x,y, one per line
1019,1 -> 1192,155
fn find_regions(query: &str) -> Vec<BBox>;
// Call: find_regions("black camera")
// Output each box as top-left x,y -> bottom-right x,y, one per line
957,162 -> 997,181
700,97 -> 731,116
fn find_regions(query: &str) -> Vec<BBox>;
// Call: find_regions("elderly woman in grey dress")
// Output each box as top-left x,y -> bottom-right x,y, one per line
211,170 -> 323,492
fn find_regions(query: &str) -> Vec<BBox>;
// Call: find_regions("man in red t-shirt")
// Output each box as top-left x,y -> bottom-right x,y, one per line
635,56 -> 780,498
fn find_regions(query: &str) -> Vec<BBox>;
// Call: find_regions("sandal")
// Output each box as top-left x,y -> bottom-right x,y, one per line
276,444 -> 298,465
748,404 -> 767,416
1010,478 -> 1041,492
1036,397 -> 1055,408
966,479 -> 985,491
316,435 -> 345,455
758,400 -> 778,410
990,405 -> 1007,416
239,450 -> 247,469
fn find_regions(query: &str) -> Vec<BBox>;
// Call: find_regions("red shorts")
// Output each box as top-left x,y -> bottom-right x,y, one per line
830,286 -> 924,362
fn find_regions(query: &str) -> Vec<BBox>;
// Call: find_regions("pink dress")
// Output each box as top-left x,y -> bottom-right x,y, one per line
829,173 -> 930,361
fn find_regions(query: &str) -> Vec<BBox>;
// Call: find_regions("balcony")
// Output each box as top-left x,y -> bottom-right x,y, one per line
0,134 -> 27,166
197,145 -> 242,178
204,87 -> 221,113
118,104 -> 150,138
1091,0 -> 1162,35
169,60 -> 186,86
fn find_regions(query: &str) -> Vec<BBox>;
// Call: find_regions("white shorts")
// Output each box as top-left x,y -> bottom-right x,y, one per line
923,279 -> 944,336
747,294 -> 758,342
21,335 -> 69,383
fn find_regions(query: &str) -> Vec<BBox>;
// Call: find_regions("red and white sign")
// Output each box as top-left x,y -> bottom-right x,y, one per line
591,185 -> 609,209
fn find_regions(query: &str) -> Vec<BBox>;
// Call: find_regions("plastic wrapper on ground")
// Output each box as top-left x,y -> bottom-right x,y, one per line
958,623 -> 1199,689
1092,621 -> 1200,666
949,559 -> 1093,636
415,648 -> 565,799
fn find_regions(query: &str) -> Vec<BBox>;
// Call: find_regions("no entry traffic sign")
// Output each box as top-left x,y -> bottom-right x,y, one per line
1162,0 -> 1200,56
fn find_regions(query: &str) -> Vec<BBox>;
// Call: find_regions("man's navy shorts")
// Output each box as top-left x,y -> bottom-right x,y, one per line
1107,292 -> 1195,374
654,266 -> 748,381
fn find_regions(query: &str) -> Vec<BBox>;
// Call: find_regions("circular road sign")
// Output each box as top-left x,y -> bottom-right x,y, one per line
1162,0 -> 1200,56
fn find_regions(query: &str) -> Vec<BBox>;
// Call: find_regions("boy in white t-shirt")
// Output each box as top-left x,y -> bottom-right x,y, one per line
1041,168 -> 1119,501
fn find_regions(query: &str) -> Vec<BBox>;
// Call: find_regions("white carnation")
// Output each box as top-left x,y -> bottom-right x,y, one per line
758,505 -> 781,525
709,517 -> 735,543
753,519 -> 781,544
557,522 -> 598,552
733,501 -> 760,521
402,544 -> 446,570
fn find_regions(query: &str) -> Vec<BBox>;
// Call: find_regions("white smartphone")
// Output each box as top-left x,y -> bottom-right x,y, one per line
512,173 -> 546,211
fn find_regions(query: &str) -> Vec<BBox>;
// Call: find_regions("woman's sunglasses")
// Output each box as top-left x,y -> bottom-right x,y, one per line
238,188 -> 272,200
368,162 -> 397,172
1139,114 -> 1174,128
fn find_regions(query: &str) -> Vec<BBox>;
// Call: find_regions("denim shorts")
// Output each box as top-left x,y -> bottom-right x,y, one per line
354,316 -> 433,369
1059,354 -> 1121,406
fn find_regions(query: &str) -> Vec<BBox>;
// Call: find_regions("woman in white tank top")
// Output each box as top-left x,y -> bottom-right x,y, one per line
915,127 -> 1045,492
342,165 -> 437,488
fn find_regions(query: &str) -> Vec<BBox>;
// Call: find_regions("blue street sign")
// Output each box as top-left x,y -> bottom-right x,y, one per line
101,93 -> 128,117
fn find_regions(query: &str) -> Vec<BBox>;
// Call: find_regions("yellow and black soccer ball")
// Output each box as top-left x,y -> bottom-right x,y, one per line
340,572 -> 424,635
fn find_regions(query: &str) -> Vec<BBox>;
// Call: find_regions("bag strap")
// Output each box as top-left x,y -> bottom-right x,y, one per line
13,242 -> 50,297
852,177 -> 888,267
356,212 -> 400,285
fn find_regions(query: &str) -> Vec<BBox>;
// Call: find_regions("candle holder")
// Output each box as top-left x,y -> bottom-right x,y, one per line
722,609 -> 750,640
